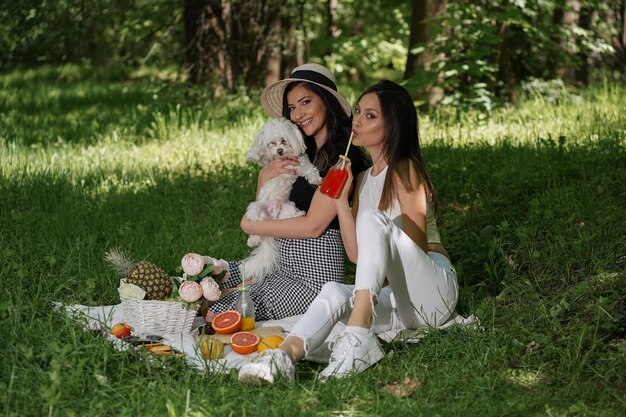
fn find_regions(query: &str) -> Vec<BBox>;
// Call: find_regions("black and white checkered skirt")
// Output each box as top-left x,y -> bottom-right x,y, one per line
207,229 -> 345,321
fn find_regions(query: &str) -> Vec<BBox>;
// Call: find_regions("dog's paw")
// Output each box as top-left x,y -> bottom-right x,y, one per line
297,160 -> 322,185
247,235 -> 261,247
307,173 -> 323,185
278,202 -> 305,219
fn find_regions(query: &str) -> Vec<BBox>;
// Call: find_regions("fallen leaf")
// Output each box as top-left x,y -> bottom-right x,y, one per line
94,373 -> 109,385
525,340 -> 540,353
608,338 -> 626,352
298,396 -> 319,413
382,376 -> 419,398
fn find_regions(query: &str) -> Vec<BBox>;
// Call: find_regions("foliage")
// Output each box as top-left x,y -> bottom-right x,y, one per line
406,0 -> 617,112
0,0 -> 181,68
1,0 -> 623,112
519,77 -> 570,103
1,68 -> 625,416
317,0 -> 410,84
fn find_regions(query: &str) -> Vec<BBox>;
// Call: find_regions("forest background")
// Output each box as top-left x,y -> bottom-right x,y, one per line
2,0 -> 625,109
1,1 -> 625,416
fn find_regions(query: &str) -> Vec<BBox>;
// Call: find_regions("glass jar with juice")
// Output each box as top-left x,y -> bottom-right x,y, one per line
235,286 -> 255,330
320,155 -> 351,199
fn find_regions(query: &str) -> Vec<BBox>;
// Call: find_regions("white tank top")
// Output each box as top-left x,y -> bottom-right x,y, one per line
357,166 -> 441,244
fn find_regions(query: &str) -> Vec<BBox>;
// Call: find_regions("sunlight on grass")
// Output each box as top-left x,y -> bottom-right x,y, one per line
329,408 -> 368,417
590,272 -> 619,286
505,368 -> 543,388
2,80 -> 624,187
421,88 -> 626,147
0,122 -> 259,195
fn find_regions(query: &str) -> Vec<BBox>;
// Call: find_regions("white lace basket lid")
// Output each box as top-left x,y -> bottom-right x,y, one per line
121,299 -> 198,334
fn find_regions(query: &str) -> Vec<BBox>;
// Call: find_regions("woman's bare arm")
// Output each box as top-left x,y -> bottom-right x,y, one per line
334,168 -> 362,263
241,187 -> 338,239
396,166 -> 428,252
255,158 -> 300,197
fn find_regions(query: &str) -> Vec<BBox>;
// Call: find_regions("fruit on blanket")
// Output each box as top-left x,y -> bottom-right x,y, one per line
230,331 -> 260,355
141,343 -> 185,357
257,335 -> 285,353
111,323 -> 132,339
105,248 -> 172,300
197,335 -> 224,360
212,310 -> 242,334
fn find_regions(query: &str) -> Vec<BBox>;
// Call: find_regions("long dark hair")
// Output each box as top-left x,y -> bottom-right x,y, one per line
359,80 -> 438,212
282,81 -> 352,170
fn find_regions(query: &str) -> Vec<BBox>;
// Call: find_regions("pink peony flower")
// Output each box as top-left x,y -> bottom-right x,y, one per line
203,256 -> 229,275
178,280 -> 203,302
200,277 -> 221,301
182,253 -> 205,276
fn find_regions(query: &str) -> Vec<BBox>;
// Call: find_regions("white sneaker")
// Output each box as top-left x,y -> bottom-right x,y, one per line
238,349 -> 295,385
318,329 -> 384,381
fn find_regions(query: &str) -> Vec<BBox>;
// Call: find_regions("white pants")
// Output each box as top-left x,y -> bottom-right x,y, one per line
289,209 -> 458,354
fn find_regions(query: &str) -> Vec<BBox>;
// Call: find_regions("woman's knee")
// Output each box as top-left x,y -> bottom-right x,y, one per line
356,209 -> 390,233
316,281 -> 352,307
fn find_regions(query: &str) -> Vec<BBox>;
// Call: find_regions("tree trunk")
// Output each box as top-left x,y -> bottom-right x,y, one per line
575,7 -> 592,86
265,16 -> 282,85
183,0 -> 286,90
404,0 -> 424,80
404,0 -> 447,106
326,0 -> 339,55
555,0 -> 580,82
498,23 -> 518,105
280,9 -> 299,78
622,0 -> 626,77
622,0 -> 626,47
612,0 -> 626,79
183,0 -> 208,84
299,0 -> 309,64
216,0 -> 233,93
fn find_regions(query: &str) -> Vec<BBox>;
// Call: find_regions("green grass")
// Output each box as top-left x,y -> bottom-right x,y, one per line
1,66 -> 625,416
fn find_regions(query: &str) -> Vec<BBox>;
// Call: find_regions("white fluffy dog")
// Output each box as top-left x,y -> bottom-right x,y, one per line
242,117 -> 322,283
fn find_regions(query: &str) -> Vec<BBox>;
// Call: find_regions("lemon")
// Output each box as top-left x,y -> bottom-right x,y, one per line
257,335 -> 285,352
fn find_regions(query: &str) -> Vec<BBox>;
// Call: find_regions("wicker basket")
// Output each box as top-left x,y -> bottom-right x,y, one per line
121,299 -> 198,334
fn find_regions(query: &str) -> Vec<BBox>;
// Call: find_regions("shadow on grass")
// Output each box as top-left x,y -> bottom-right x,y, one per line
426,137 -> 625,314
1,70 -> 162,145
1,163 -> 256,307
0,70 -> 262,146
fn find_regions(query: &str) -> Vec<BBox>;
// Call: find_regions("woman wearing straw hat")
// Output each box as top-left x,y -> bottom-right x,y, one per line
204,63 -> 370,323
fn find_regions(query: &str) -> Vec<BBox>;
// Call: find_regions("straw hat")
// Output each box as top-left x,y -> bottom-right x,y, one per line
260,63 -> 352,118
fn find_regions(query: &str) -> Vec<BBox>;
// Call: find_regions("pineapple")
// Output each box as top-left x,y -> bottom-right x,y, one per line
105,248 -> 173,301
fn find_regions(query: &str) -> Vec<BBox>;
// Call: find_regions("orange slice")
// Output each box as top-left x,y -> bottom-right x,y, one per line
257,335 -> 285,352
212,310 -> 242,335
230,331 -> 260,355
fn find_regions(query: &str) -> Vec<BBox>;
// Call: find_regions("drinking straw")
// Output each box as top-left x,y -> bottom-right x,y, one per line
338,131 -> 354,170
343,131 -> 354,157
239,263 -> 247,290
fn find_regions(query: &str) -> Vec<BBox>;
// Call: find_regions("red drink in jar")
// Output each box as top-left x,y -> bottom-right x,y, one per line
320,155 -> 350,199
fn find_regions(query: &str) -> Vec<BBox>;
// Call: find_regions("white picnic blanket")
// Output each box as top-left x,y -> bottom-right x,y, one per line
57,303 -> 478,373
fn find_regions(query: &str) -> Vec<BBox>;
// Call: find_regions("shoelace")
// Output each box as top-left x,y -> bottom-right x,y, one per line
251,350 -> 274,364
251,349 -> 287,370
328,332 -> 361,363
